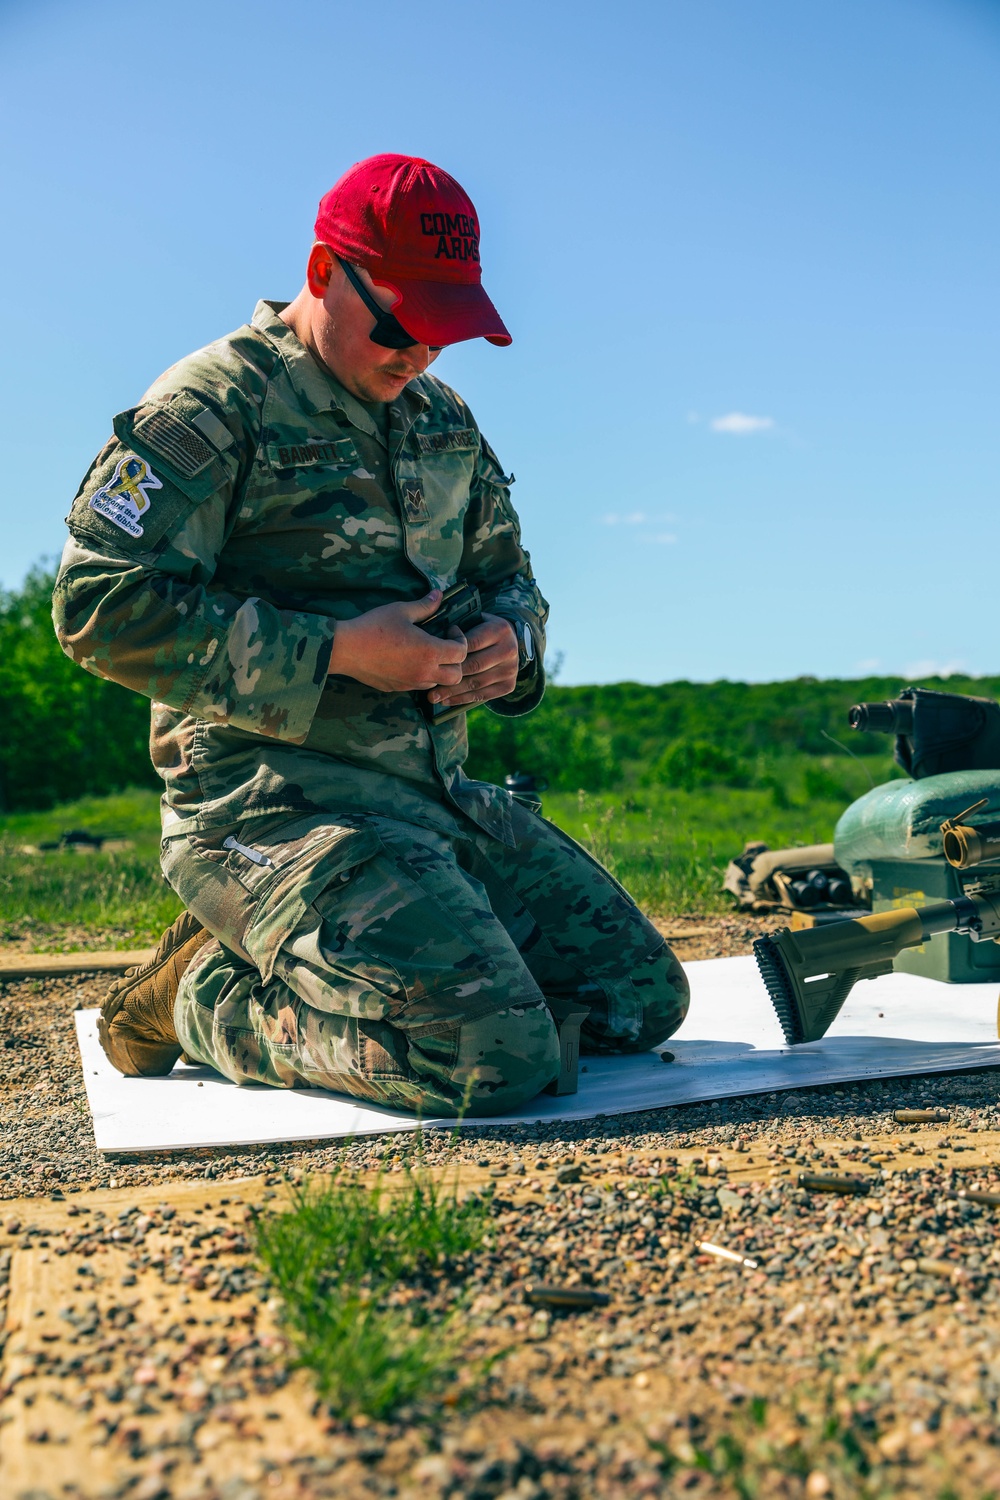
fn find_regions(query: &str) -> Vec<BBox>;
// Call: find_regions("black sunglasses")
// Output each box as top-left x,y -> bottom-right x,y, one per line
335,255 -> 423,350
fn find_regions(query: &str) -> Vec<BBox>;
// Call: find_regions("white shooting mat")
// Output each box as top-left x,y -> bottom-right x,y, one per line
75,956 -> 1000,1154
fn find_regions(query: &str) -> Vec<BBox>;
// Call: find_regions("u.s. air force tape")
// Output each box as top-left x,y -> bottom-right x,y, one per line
413,427 -> 477,454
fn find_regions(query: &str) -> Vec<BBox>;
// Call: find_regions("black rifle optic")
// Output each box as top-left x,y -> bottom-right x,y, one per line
848,685 -> 1000,779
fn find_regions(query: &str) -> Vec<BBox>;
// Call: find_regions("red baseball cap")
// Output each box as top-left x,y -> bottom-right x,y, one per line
314,154 -> 511,348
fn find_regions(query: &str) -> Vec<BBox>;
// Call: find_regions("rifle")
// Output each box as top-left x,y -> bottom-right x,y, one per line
754,890 -> 1000,1044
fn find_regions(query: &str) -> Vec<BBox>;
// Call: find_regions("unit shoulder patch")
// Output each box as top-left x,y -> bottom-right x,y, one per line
88,455 -> 163,538
413,427 -> 478,455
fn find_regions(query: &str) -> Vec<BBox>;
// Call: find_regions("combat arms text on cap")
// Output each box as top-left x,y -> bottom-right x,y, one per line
314,153 -> 512,349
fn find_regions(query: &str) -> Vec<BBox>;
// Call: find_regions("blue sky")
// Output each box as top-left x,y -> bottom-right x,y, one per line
1,0 -> 997,685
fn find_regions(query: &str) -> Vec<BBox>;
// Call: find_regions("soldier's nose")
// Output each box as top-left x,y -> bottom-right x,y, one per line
401,345 -> 434,373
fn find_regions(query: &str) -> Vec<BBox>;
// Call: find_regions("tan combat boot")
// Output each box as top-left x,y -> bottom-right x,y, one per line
98,910 -> 209,1077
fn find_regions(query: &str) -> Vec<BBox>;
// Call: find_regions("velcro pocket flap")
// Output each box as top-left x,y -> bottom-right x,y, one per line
116,394 -> 234,482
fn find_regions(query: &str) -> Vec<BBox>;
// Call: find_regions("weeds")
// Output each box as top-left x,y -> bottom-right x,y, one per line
643,1355 -> 969,1499
0,844 -> 182,947
252,1152 -> 490,1419
555,776 -> 874,915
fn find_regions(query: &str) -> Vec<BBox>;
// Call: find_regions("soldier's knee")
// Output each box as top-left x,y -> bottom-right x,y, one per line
447,1001 -> 560,1116
632,942 -> 690,1050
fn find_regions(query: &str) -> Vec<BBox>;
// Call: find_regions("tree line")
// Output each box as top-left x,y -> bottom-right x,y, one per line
3,567 -> 996,811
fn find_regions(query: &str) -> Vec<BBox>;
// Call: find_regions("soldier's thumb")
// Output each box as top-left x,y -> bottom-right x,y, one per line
403,589 -> 443,623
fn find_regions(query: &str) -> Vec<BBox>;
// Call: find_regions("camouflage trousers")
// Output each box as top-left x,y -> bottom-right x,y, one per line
162,801 -> 689,1117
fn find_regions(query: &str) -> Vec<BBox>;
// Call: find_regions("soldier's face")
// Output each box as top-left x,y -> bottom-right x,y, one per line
305,245 -> 441,403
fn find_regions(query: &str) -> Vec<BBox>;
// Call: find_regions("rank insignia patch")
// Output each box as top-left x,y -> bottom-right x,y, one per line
89,455 -> 163,538
403,483 -> 427,521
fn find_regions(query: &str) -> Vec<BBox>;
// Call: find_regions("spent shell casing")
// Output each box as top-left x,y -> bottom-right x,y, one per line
524,1284 -> 610,1309
893,1109 -> 951,1124
798,1172 -> 870,1195
949,1188 -> 1000,1208
698,1241 -> 759,1269
916,1258 -> 958,1280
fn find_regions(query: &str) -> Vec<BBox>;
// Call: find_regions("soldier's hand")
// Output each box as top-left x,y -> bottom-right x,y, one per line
428,613 -> 519,709
328,589 -> 469,692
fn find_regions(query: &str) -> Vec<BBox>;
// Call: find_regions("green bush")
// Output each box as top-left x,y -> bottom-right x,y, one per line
648,738 -> 751,791
0,567 -> 154,812
467,698 -> 620,790
803,763 -> 852,803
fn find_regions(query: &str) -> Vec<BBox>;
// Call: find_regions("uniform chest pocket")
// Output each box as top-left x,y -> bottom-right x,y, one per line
255,436 -> 397,538
403,430 -> 478,528
396,440 -> 477,586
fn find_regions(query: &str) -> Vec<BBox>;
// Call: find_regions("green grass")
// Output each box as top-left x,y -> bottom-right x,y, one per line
546,752 -> 887,915
0,786 -> 163,848
0,787 -> 181,949
253,1155 -> 490,1419
0,752 -> 890,945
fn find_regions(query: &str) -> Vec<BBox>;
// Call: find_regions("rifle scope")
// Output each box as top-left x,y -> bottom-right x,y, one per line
848,699 -> 914,735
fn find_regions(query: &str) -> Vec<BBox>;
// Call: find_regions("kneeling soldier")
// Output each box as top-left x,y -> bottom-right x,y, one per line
53,154 -> 689,1116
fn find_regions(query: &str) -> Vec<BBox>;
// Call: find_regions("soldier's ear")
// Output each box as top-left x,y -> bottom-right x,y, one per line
306,242 -> 336,300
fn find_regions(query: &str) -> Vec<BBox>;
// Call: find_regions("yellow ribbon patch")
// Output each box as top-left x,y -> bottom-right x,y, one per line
89,455 -> 163,538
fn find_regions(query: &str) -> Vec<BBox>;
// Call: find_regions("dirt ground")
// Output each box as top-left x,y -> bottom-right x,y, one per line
3,916 -> 1000,1499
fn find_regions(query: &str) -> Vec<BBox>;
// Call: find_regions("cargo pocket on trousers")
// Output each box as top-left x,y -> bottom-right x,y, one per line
162,814 -> 382,981
238,816 -> 383,984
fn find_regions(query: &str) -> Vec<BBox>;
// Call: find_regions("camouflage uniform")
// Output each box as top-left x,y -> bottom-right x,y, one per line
54,301 -> 689,1114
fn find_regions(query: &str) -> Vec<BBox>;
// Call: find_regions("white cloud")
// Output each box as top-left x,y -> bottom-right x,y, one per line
601,511 -> 653,526
599,513 -> 678,544
855,658 -> 881,674
902,658 -> 968,680
710,412 -> 775,435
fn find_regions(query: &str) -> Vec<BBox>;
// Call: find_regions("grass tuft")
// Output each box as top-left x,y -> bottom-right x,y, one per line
252,1151 -> 489,1420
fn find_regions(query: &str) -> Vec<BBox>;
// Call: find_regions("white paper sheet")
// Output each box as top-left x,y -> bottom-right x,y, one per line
74,955 -> 1000,1154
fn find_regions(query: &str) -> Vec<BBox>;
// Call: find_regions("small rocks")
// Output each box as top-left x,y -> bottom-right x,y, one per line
5,930 -> 1000,1498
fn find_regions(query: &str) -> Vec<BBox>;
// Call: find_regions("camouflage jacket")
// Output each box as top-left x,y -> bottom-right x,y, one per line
53,301 -> 547,847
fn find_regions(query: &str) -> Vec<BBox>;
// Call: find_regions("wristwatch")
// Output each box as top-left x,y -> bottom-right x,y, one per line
516,621 -> 535,674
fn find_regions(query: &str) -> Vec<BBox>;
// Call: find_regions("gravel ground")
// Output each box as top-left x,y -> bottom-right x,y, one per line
3,923 -> 1000,1497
